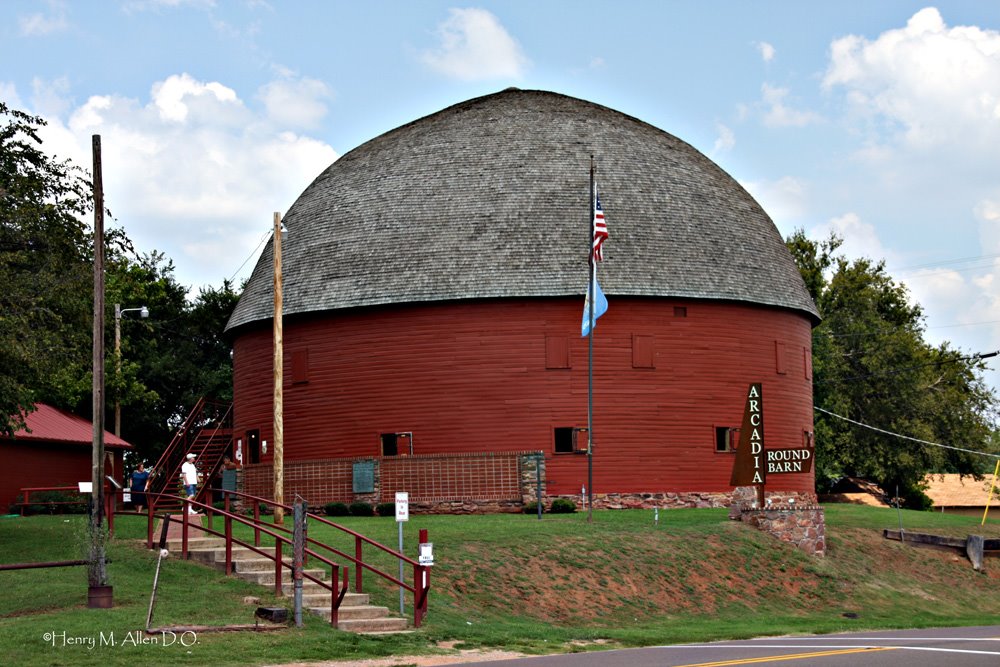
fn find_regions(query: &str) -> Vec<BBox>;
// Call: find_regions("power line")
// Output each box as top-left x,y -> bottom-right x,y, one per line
814,406 -> 1000,460
226,228 -> 273,284
814,350 -> 998,385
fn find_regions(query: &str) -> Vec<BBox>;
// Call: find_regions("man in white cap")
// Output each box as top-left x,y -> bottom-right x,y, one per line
181,453 -> 199,514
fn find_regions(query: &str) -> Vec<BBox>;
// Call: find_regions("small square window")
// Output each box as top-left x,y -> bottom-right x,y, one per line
554,427 -> 587,454
674,306 -> 687,317
545,336 -> 570,369
715,426 -> 738,452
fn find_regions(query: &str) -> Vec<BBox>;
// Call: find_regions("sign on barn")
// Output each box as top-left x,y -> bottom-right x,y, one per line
730,383 -> 814,503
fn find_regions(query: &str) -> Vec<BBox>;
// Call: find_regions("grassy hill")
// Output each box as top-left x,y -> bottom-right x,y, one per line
1,505 -> 999,666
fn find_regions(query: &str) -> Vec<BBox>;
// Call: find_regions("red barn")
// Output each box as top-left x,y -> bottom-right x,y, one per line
225,89 -> 819,511
0,403 -> 132,512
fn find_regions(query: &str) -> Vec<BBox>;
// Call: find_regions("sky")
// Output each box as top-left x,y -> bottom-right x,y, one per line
3,1 -> 1000,389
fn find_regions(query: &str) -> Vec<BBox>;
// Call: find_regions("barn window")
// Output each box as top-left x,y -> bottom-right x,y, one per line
291,349 -> 309,384
632,334 -> 655,368
247,429 -> 261,464
775,341 -> 787,374
715,426 -> 737,452
674,306 -> 687,317
380,432 -> 413,456
803,346 -> 812,380
554,427 -> 587,454
545,336 -> 570,369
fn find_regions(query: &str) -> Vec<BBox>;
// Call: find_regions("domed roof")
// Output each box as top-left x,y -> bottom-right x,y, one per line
226,89 -> 818,333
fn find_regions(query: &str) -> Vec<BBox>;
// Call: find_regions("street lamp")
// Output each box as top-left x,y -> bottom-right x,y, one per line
114,303 -> 149,437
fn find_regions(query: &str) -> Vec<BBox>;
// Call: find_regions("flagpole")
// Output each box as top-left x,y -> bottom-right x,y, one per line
587,156 -> 595,524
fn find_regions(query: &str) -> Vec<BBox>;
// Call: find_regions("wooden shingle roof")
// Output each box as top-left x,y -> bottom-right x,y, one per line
227,89 -> 819,333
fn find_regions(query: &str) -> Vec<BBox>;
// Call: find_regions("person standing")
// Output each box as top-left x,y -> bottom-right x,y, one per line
181,453 -> 199,514
130,463 -> 152,512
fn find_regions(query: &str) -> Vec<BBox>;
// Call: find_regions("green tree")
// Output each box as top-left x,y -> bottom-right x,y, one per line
101,253 -> 239,463
787,229 -> 998,507
0,103 -> 94,435
2,101 -> 237,458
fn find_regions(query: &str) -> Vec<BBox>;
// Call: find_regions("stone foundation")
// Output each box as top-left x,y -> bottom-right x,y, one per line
738,505 -> 826,556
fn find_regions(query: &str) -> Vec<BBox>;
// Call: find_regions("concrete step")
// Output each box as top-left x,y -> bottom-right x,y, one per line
334,617 -> 410,633
239,569 -> 327,586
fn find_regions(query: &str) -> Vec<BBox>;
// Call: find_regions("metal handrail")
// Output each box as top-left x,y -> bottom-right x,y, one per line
137,490 -> 348,626
220,488 -> 430,627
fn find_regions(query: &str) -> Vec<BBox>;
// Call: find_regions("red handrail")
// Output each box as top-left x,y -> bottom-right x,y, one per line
219,488 -> 430,628
139,490 -> 348,627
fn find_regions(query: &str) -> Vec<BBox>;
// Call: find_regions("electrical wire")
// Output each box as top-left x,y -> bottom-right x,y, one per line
814,406 -> 1000,460
226,228 -> 273,284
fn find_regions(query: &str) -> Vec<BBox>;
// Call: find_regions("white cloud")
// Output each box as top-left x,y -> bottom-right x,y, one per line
755,41 -> 776,62
19,1 -> 69,36
741,176 -> 807,231
824,7 -> 1000,155
257,77 -> 332,129
0,83 -> 24,109
421,8 -> 529,81
760,83 -> 822,127
16,73 -> 337,291
712,123 -> 735,154
810,212 -> 894,265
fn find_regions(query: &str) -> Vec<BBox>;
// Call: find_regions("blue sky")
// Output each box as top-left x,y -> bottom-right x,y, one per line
3,1 -> 1000,389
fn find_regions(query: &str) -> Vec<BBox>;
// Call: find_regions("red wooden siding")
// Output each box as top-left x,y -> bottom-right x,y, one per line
0,443 -> 123,511
232,297 -> 814,497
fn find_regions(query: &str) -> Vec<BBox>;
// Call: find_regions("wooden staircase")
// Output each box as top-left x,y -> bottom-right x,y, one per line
164,527 -> 408,633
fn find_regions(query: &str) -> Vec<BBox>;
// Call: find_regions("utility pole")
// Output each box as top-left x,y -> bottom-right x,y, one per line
273,212 -> 284,524
89,134 -> 109,602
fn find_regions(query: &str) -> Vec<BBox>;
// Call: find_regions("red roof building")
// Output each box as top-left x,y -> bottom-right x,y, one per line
0,404 -> 133,512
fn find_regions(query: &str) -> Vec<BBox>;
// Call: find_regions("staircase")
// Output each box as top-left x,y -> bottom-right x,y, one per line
149,399 -> 234,513
164,527 -> 409,633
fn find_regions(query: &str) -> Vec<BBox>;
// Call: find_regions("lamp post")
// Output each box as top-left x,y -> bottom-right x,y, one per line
114,303 -> 149,437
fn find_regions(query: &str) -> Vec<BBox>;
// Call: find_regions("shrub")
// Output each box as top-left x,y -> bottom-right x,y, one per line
324,502 -> 350,516
19,491 -> 87,515
550,498 -> 577,514
349,501 -> 374,517
376,502 -> 396,517
522,501 -> 543,514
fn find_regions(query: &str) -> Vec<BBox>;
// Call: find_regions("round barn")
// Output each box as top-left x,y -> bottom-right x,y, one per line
225,89 -> 819,512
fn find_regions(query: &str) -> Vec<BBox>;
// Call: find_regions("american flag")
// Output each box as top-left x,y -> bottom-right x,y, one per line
592,187 -> 608,262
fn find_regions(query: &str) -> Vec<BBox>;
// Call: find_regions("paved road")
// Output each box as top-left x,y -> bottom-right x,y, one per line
458,626 -> 1000,667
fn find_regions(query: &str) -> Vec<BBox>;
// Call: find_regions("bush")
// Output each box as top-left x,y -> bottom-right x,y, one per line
522,501 -> 543,514
550,498 -> 577,514
324,502 -> 350,516
349,501 -> 374,517
375,502 -> 396,517
18,491 -> 87,515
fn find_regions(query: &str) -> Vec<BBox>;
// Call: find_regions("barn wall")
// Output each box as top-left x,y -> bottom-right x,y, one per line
0,442 -> 123,511
232,297 -> 814,497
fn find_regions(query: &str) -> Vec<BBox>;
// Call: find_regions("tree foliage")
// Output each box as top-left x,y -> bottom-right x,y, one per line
0,103 -> 95,435
1,102 -> 238,461
787,230 -> 998,506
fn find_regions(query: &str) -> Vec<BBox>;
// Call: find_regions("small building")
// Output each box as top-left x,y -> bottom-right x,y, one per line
0,403 -> 132,512
923,473 -> 997,516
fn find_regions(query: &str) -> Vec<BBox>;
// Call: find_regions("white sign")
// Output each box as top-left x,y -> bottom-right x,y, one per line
418,542 -> 434,566
395,492 -> 409,522
78,482 -> 93,493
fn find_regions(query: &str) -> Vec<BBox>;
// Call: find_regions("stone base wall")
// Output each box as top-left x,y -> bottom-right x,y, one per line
239,453 -> 817,517
738,505 -> 826,556
541,490 -> 817,512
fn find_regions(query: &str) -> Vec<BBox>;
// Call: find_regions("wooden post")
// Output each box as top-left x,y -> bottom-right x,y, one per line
273,212 -> 284,524
89,134 -> 109,597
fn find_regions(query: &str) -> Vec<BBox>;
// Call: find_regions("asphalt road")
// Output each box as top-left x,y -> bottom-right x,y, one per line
457,625 -> 1000,667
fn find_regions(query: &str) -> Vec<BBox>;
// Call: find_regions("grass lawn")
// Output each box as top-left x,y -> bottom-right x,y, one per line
1,505 -> 999,666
